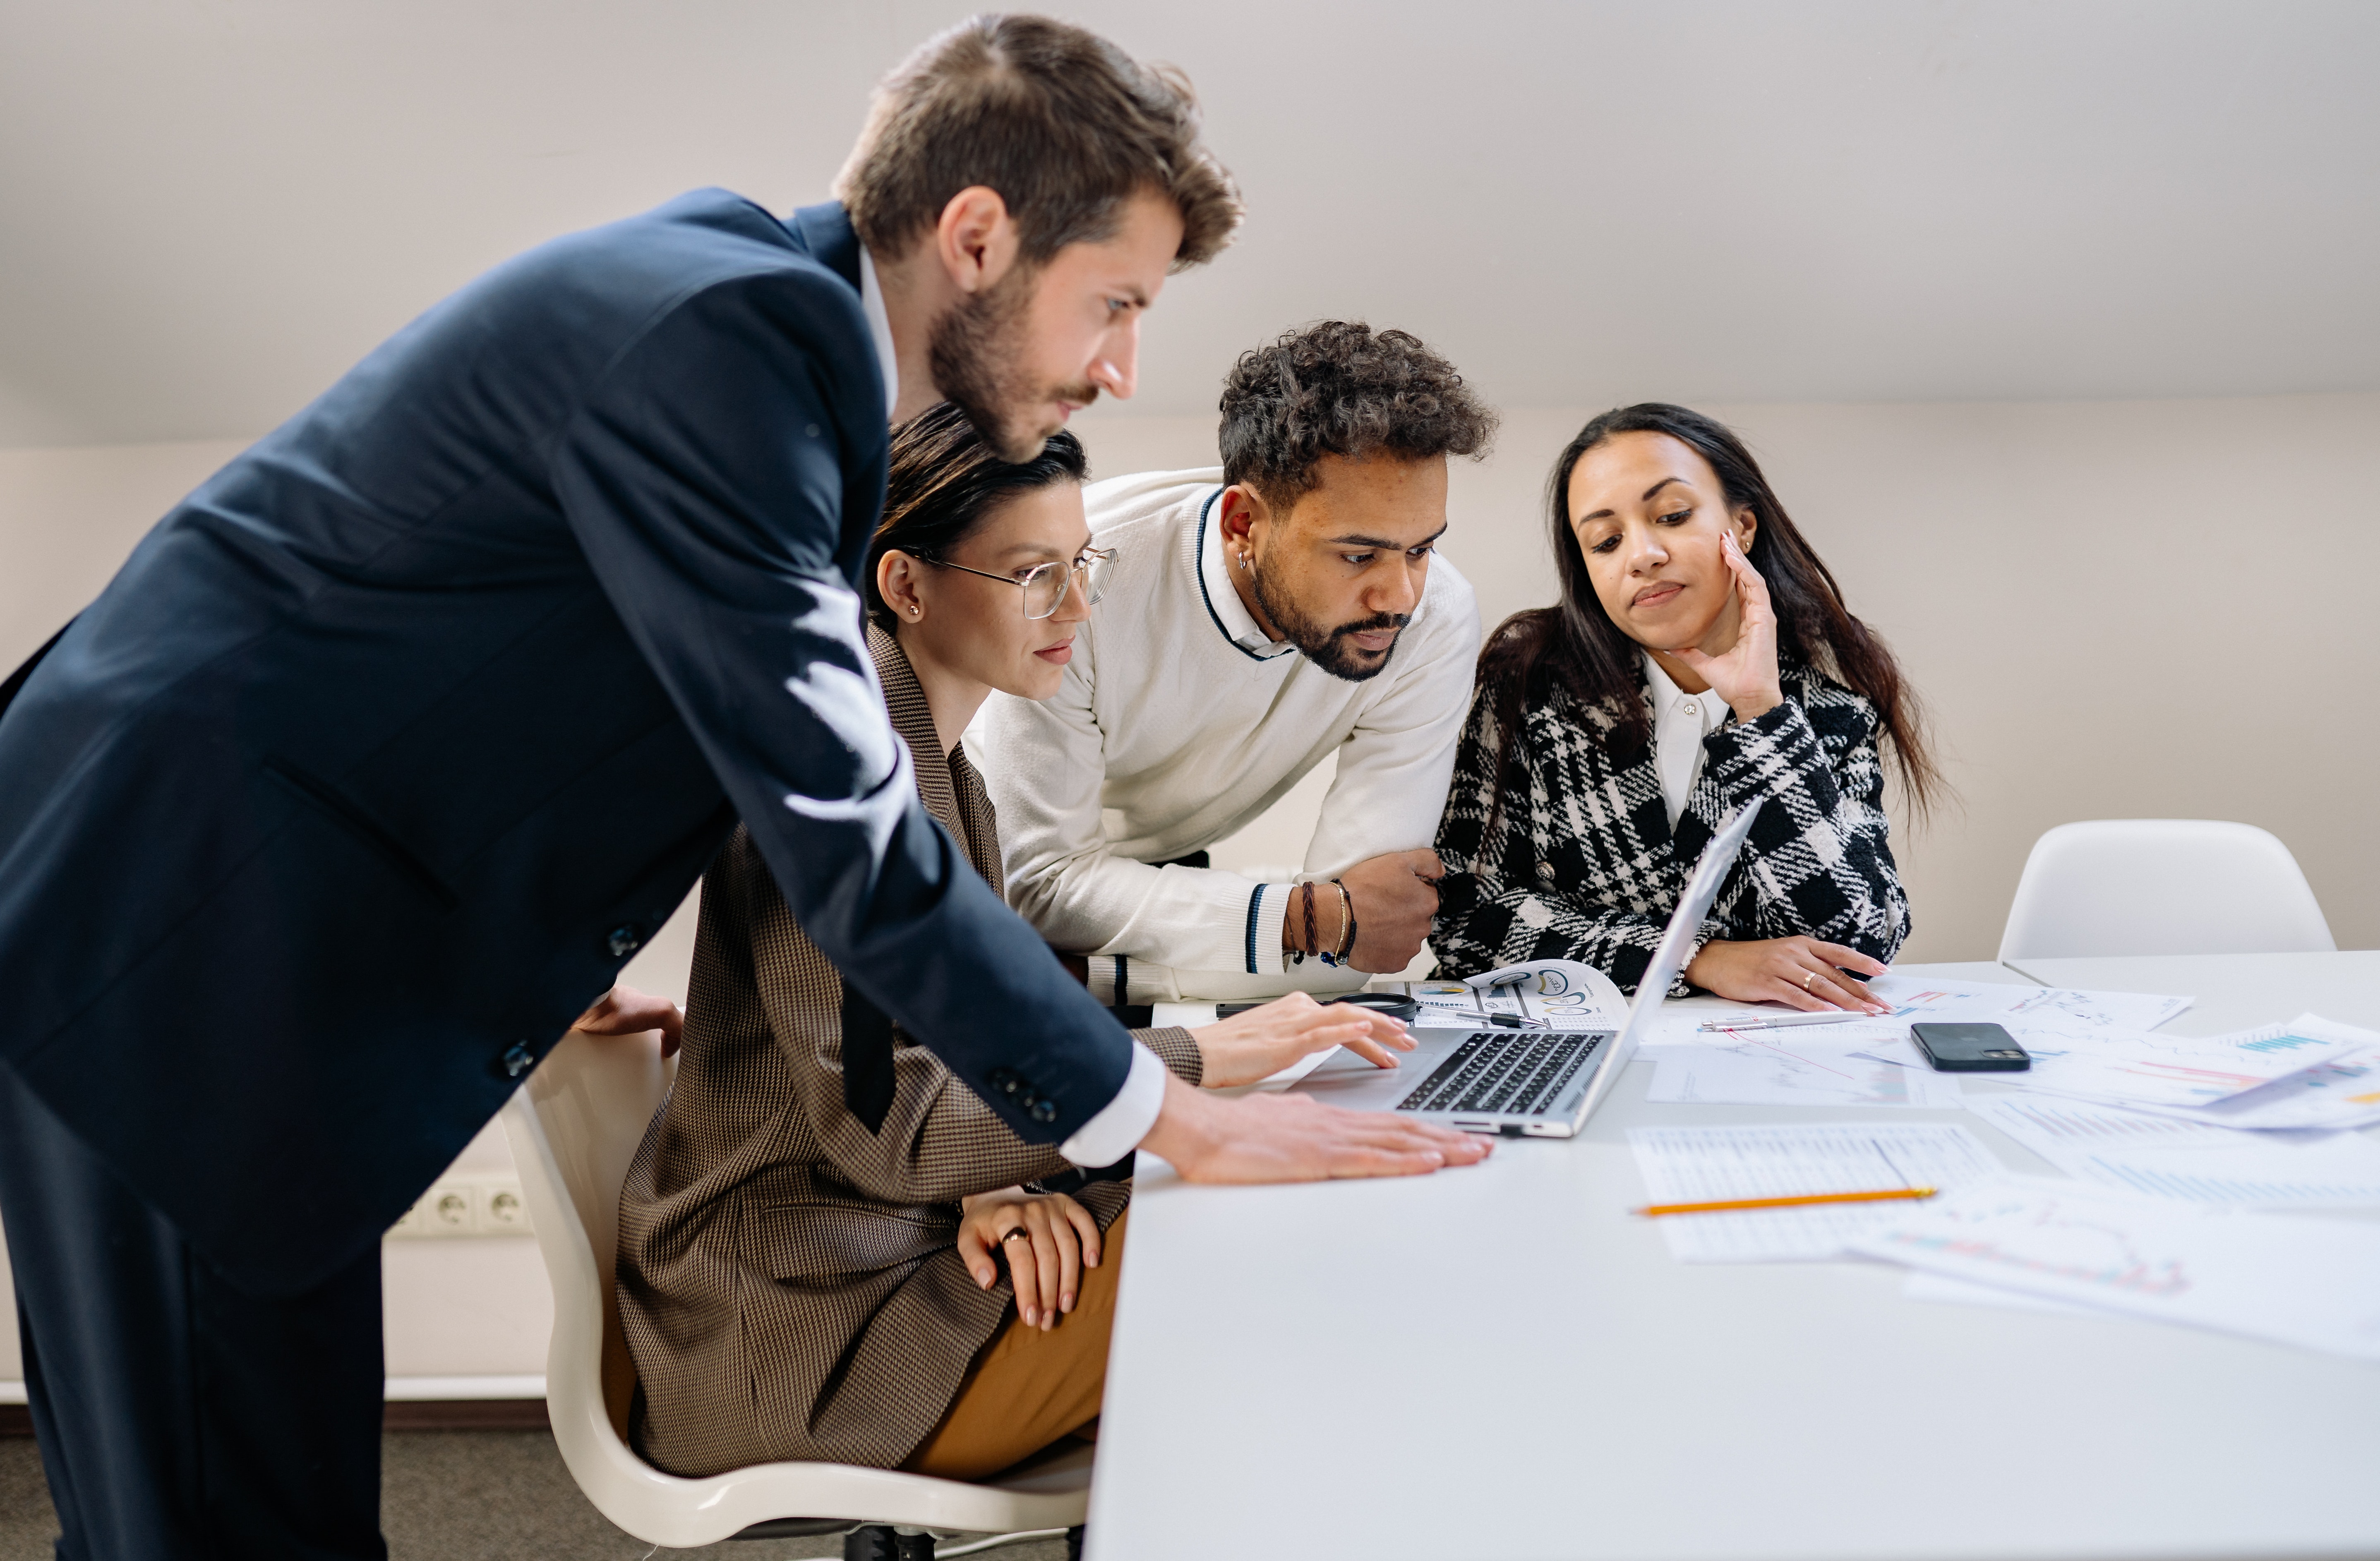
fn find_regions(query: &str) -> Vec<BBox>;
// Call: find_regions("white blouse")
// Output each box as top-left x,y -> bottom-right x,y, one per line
1641,651 -> 1734,830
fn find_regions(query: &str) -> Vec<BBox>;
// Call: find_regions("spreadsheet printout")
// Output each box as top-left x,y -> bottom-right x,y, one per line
1626,1122 -> 2006,1262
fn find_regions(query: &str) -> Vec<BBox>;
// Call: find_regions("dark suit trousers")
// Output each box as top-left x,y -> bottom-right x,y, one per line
0,1064 -> 387,1561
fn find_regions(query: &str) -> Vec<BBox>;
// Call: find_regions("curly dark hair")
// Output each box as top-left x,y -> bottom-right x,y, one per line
1218,322 -> 1497,503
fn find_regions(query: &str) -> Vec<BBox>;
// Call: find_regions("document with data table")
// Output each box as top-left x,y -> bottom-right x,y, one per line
1967,1094 -> 2380,1209
1626,1122 -> 2005,1263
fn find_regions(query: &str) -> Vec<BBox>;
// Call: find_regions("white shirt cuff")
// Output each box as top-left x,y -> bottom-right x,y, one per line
1059,1039 -> 1168,1167
1249,882 -> 1292,975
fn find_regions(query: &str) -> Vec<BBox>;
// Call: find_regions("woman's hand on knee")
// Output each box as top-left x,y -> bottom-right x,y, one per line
1190,991 -> 1417,1088
957,1189 -> 1103,1331
1682,936 -> 1888,1014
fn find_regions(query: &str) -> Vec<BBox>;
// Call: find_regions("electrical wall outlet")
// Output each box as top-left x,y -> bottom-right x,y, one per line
386,1176 -> 534,1239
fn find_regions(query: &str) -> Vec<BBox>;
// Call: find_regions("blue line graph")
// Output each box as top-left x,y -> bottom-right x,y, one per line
2236,1031 -> 2331,1055
2085,1156 -> 2380,1206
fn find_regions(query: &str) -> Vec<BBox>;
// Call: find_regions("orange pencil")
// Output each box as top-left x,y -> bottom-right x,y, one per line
1631,1186 -> 1938,1217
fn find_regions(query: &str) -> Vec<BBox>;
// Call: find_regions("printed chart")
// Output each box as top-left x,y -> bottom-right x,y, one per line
1969,1096 -> 2380,1209
1413,959 -> 1624,1033
1850,1177 -> 2380,1361
1649,1039 -> 1965,1109
2003,1017 -> 2356,1110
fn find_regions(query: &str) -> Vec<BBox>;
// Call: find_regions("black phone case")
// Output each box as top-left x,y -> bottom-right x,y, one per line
1910,1022 -> 2032,1072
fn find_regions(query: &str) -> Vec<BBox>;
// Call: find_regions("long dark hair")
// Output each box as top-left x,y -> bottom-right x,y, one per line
1479,403 -> 1941,821
865,402 -> 1089,632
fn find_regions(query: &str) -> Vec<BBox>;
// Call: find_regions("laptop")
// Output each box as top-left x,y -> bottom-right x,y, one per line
1292,798 -> 1764,1137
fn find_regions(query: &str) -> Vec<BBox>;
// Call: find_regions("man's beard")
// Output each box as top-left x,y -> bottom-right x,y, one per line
1248,561 -> 1410,683
927,267 -> 1098,463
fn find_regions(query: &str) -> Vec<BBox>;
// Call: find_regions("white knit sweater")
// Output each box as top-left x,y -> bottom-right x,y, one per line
968,467 -> 1480,1002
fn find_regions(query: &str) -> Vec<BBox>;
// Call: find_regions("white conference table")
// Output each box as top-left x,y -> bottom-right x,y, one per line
1092,953 -> 2380,1561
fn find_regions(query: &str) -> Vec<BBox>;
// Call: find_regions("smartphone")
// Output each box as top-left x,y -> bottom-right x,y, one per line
1910,1021 -> 2031,1072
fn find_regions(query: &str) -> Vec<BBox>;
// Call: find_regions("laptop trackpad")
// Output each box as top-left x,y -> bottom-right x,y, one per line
1291,1030 -> 1475,1110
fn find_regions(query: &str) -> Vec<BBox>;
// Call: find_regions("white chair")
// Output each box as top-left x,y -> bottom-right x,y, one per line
1998,820 -> 2336,962
501,1029 -> 1093,1549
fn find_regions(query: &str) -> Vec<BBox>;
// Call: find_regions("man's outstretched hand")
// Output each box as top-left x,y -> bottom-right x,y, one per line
1139,1070 -> 1490,1182
574,984 -> 687,1057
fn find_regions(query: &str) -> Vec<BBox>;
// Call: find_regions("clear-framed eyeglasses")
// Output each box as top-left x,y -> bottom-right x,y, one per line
922,546 -> 1116,621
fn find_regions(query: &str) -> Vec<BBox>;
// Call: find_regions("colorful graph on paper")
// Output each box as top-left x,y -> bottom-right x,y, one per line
1853,1178 -> 2380,1362
2001,1016 -> 2358,1109
1867,1185 -> 2193,1296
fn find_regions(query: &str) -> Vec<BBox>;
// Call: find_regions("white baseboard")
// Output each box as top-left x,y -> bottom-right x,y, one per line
384,1374 -> 545,1400
2,1376 -> 544,1408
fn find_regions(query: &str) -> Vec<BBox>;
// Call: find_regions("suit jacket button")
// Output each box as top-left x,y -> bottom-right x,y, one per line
501,1043 -> 536,1079
605,924 -> 643,958
1029,1099 -> 1058,1124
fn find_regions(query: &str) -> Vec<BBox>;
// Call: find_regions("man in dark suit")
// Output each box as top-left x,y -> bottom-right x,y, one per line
0,16 -> 1484,1558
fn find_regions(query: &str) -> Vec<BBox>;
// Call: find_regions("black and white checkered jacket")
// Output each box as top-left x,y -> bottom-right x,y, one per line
1432,659 -> 1910,995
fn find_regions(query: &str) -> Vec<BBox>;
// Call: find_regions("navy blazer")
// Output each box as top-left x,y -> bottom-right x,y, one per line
0,192 -> 1133,1295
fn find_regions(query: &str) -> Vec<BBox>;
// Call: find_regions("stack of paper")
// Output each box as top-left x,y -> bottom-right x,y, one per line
1994,1014 -> 2356,1110
1648,1036 -> 1967,1109
1626,1122 -> 2004,1262
1636,971 -> 2198,1110
2002,1013 -> 2378,1122
1969,1095 -> 2380,1208
1849,1177 -> 2380,1362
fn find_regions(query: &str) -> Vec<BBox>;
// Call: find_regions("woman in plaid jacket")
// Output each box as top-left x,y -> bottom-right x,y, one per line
1433,404 -> 1941,1008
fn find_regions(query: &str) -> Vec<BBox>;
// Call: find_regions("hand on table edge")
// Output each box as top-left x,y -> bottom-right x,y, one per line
1682,936 -> 1888,1014
1139,1068 -> 1490,1183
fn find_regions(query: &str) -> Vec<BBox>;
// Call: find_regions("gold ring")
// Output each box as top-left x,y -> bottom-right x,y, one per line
1001,1228 -> 1031,1244
1802,972 -> 1816,990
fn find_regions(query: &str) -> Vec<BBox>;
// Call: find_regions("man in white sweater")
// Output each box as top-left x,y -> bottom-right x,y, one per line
972,322 -> 1496,1002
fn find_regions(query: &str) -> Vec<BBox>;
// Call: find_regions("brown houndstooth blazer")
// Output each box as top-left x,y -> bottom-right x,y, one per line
616,626 -> 1202,1478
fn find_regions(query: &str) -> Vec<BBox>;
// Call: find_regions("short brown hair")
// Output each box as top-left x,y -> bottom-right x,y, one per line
836,14 -> 1242,271
1219,322 -> 1499,504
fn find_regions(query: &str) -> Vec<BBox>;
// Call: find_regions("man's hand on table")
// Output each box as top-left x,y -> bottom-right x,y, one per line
1140,1069 -> 1490,1182
573,983 -> 687,1057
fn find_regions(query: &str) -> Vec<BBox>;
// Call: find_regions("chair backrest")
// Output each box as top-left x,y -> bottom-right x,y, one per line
507,1030 -> 674,1441
500,1030 -> 1097,1547
1998,819 -> 2336,962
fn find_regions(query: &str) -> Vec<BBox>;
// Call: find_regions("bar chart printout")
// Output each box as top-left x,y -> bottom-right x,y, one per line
1626,1123 -> 2003,1263
2004,1017 -> 2358,1110
1849,1177 -> 2380,1362
1969,1096 -> 2380,1209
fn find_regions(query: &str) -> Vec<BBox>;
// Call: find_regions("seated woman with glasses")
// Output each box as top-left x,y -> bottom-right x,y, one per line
613,402 -> 1413,1482
1432,403 -> 1941,1011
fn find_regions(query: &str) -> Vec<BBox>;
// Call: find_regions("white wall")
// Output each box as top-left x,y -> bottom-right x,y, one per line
4,391 -> 2373,1386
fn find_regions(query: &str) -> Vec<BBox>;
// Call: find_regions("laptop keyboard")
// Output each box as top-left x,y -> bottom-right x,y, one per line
1395,1030 -> 1607,1117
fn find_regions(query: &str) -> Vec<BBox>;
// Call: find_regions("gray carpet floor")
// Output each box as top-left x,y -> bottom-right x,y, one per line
0,1433 -> 1074,1561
